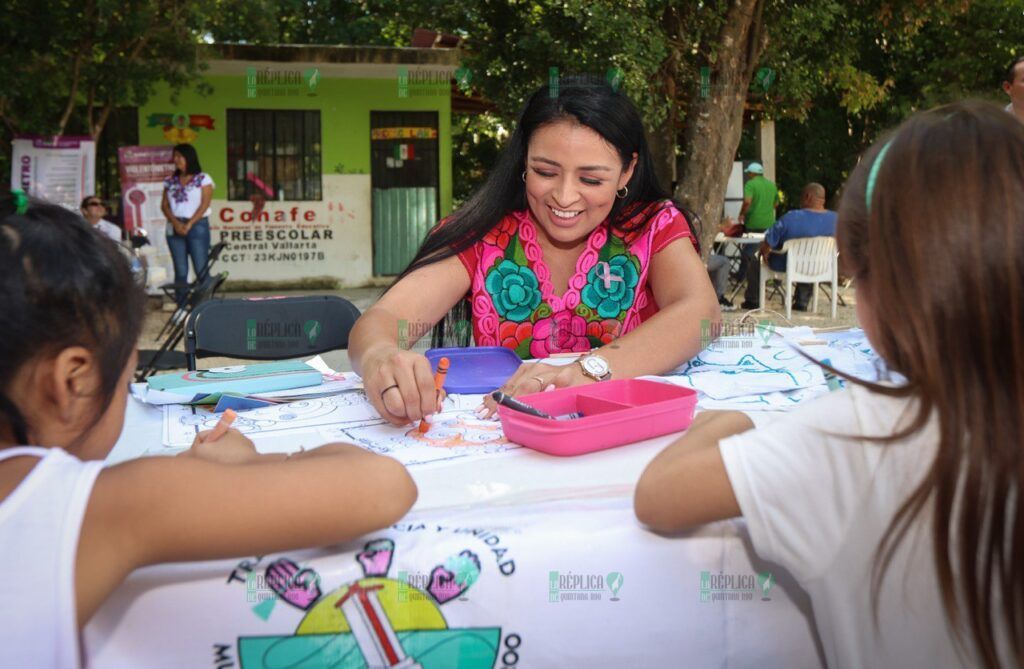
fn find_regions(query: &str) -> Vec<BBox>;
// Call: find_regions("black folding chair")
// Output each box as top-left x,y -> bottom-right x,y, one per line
184,295 -> 362,370
136,271 -> 229,380
157,242 -> 229,339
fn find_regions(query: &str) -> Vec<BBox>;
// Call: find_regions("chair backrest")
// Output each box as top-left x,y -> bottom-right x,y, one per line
184,295 -> 361,369
781,236 -> 837,282
196,241 -> 228,283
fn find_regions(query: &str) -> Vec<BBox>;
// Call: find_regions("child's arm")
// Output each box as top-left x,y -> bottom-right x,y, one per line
76,432 -> 417,625
634,410 -> 753,532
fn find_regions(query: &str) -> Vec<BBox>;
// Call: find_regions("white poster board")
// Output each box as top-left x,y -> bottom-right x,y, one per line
11,135 -> 96,210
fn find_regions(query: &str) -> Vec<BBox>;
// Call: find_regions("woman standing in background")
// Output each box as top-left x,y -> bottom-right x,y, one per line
161,143 -> 214,304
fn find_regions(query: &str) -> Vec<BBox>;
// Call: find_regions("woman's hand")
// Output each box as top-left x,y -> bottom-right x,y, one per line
179,427 -> 259,465
172,219 -> 188,236
362,345 -> 443,426
479,360 -> 594,417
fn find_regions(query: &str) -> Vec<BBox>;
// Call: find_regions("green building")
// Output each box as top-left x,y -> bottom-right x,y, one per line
136,43 -> 459,286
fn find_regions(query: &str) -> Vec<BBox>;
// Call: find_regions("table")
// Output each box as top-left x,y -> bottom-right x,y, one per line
712,230 -> 770,301
85,395 -> 825,668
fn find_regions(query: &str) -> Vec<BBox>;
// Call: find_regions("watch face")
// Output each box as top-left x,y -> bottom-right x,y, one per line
582,356 -> 609,376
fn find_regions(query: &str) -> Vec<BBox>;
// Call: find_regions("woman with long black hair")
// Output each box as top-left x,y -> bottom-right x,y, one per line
350,76 -> 719,425
160,143 -> 214,304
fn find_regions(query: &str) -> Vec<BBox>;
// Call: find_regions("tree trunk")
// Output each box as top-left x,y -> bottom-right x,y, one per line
649,4 -> 682,194
674,0 -> 768,257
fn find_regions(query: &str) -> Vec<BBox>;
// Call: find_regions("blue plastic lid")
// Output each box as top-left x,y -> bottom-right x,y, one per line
425,346 -> 523,394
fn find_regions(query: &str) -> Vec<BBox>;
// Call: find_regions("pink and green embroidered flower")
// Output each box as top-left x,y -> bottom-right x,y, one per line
530,311 -> 589,358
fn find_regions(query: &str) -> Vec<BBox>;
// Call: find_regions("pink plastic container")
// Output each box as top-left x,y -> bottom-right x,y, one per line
498,379 -> 697,456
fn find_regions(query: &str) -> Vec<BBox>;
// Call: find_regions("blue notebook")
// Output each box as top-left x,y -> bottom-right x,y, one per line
146,361 -> 323,397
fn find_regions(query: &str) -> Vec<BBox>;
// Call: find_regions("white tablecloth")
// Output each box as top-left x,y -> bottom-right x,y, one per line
85,396 -> 824,668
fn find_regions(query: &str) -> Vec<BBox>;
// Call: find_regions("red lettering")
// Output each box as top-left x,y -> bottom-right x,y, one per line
290,207 -> 299,221
241,210 -> 252,222
220,207 -> 234,223
304,210 -> 315,222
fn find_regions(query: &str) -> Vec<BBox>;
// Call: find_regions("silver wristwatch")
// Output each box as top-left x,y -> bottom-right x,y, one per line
577,354 -> 612,382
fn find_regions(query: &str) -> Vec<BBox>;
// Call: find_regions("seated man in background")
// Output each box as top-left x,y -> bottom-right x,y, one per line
80,196 -> 122,243
760,182 -> 837,311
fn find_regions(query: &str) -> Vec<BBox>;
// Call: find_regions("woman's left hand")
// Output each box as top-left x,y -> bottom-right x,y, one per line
479,360 -> 595,418
172,220 -> 188,236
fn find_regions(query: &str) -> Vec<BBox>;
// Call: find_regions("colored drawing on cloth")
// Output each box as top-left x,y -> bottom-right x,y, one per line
237,540 -> 499,669
162,391 -> 381,446
324,412 -> 521,467
668,347 -> 826,400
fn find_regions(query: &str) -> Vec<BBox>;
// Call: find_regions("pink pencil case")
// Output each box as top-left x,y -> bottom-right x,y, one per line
498,379 -> 697,456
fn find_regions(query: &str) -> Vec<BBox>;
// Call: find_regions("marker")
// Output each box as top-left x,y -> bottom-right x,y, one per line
490,391 -> 555,419
207,408 -> 237,441
419,357 -> 450,433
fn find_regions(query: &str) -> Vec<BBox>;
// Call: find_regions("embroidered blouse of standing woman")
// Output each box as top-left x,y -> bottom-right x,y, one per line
349,76 -> 719,426
160,144 -> 214,304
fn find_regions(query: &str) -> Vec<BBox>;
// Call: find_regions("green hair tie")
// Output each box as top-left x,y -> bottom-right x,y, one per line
865,140 -> 893,214
10,189 -> 28,215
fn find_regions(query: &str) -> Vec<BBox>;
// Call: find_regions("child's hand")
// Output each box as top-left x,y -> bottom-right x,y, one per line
179,427 -> 259,465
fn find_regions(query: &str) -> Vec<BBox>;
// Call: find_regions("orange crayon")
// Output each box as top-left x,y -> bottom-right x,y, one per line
418,357 -> 450,433
208,408 -> 237,441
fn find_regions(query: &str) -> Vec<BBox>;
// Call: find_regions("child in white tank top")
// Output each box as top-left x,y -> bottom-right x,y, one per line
0,192 -> 418,668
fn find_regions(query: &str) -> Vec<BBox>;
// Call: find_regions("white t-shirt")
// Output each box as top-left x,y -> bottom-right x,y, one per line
163,172 -> 214,219
92,219 -> 121,243
719,386 -> 1009,668
0,447 -> 103,668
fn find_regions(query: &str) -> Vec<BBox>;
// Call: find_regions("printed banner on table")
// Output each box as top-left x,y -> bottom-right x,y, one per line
84,497 -> 821,668
10,135 -> 95,210
118,146 -> 176,291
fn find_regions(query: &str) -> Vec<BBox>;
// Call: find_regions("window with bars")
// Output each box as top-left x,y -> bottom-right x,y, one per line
226,109 -> 322,201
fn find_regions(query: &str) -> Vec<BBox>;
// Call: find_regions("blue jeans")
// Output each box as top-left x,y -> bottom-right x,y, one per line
166,216 -> 210,304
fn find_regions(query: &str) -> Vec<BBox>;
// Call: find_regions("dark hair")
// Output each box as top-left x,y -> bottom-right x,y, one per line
1005,56 -> 1024,84
394,75 -> 690,286
80,195 -> 102,210
836,101 -> 1023,668
172,143 -> 202,177
0,194 -> 145,446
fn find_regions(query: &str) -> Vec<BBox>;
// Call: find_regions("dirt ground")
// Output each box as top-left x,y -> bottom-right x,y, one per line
138,281 -> 860,375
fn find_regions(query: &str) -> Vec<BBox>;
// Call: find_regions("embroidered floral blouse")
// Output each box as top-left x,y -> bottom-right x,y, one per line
456,200 -> 695,359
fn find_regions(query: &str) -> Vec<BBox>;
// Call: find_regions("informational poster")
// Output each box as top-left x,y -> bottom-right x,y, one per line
118,146 -> 176,291
10,135 -> 96,210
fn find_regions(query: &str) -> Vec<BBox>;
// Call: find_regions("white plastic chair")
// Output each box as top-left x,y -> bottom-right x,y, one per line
758,236 -> 838,320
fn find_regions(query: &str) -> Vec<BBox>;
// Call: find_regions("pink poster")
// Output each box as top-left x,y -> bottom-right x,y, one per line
117,146 -> 174,234
118,146 -> 175,291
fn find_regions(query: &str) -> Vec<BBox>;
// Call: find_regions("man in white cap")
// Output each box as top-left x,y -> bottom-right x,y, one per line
1003,56 -> 1024,123
737,161 -> 779,309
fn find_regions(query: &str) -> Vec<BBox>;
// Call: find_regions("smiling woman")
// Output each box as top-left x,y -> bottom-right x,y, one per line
349,76 -> 720,426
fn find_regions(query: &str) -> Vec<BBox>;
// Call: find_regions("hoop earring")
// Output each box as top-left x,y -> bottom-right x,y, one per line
616,186 -> 628,199
522,171 -> 527,182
